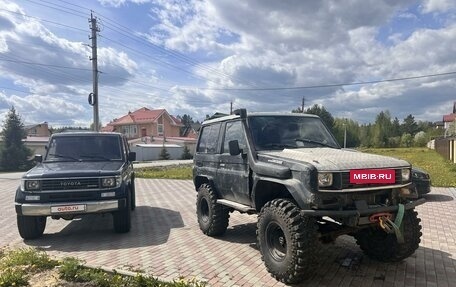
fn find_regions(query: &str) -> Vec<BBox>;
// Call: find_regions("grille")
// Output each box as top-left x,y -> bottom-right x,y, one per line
41,178 -> 100,191
334,169 -> 403,190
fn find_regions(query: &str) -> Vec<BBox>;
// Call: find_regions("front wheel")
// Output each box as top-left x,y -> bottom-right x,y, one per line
257,199 -> 318,284
113,191 -> 132,233
354,209 -> 422,262
196,184 -> 229,236
17,215 -> 46,240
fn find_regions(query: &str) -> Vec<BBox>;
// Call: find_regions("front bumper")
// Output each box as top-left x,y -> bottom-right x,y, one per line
301,198 -> 425,225
15,199 -> 125,216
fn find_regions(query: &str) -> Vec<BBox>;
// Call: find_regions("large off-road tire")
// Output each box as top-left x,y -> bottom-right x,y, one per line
354,209 -> 422,262
17,215 -> 47,240
196,184 -> 229,236
113,190 -> 132,233
257,199 -> 319,284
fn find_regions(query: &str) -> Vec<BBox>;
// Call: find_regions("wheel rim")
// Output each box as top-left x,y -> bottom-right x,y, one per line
265,221 -> 287,261
200,198 -> 210,223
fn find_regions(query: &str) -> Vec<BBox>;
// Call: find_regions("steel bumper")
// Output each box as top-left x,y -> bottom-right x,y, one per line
15,199 -> 124,216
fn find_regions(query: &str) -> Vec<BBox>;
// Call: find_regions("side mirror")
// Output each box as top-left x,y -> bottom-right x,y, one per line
228,140 -> 241,156
128,151 -> 136,161
34,155 -> 43,163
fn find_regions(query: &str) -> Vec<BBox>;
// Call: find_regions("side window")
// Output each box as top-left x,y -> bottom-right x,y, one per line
223,121 -> 247,154
197,123 -> 221,153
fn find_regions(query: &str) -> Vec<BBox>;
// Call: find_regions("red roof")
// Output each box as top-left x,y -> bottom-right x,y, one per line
106,107 -> 183,127
443,113 -> 456,122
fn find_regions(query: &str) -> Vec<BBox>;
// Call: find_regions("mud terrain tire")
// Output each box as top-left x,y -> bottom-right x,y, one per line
257,199 -> 318,284
17,215 -> 46,240
354,209 -> 422,262
196,184 -> 229,236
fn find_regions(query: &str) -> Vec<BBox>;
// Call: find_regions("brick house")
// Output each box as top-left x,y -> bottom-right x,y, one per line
24,122 -> 50,137
102,107 -> 183,140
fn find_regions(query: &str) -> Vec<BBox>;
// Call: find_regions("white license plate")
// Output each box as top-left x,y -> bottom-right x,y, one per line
51,204 -> 86,213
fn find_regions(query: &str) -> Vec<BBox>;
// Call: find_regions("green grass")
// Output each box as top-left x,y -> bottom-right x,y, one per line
361,147 -> 456,187
135,164 -> 193,180
0,248 -> 206,287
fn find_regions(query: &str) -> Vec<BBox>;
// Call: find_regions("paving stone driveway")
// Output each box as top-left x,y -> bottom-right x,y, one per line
1,177 -> 456,287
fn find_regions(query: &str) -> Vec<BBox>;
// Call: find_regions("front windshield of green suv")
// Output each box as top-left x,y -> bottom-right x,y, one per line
45,135 -> 123,162
248,115 -> 340,151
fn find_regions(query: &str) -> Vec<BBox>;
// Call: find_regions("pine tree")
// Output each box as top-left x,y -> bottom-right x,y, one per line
0,107 -> 32,171
181,145 -> 193,159
159,147 -> 171,160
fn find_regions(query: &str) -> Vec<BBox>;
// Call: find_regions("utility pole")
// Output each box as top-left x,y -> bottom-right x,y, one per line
230,101 -> 233,115
301,97 -> 305,113
89,12 -> 100,131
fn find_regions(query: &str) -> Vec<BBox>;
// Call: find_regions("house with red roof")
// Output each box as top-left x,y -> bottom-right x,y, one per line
102,107 -> 184,140
442,102 -> 456,129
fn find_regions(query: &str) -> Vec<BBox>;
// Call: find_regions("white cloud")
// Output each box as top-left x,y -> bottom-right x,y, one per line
1,0 -> 456,126
421,0 -> 456,13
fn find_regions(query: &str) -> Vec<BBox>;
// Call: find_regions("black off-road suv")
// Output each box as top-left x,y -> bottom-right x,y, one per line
193,109 -> 425,284
15,132 -> 136,240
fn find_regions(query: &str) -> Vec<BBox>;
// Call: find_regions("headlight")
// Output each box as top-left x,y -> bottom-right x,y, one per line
318,173 -> 333,187
101,177 -> 117,188
401,168 -> 411,181
23,180 -> 40,191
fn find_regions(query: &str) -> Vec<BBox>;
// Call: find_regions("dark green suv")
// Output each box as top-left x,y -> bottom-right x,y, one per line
193,109 -> 425,284
15,132 -> 136,239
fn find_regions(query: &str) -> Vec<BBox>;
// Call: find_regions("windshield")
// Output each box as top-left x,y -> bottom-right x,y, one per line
248,115 -> 340,151
45,135 -> 123,162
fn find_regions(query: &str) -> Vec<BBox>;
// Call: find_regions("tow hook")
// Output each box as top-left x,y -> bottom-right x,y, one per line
369,204 -> 405,244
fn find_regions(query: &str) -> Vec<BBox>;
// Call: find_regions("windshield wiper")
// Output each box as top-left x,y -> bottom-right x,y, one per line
261,143 -> 296,150
80,154 -> 112,161
47,153 -> 81,161
295,138 -> 334,148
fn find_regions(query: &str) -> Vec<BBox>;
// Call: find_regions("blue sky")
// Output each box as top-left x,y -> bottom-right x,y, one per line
0,0 -> 456,127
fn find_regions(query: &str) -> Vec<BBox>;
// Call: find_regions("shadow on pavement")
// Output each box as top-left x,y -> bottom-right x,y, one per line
422,193 -> 454,202
24,206 -> 184,251
220,223 -> 257,245
296,243 -> 456,287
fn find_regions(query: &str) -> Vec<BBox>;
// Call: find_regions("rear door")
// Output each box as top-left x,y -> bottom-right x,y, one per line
194,123 -> 222,184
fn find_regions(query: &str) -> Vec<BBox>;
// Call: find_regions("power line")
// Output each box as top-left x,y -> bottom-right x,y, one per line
23,0 -> 87,18
0,57 -> 92,71
196,71 -> 456,91
0,8 -> 87,33
94,12 -> 262,88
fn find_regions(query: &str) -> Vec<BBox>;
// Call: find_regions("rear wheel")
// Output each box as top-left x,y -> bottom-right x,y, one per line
17,215 -> 46,240
257,199 -> 318,284
354,209 -> 422,262
113,190 -> 132,233
196,184 -> 229,236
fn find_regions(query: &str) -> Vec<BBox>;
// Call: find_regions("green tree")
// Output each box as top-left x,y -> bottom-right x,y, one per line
391,117 -> 401,137
159,147 -> 170,160
0,107 -> 32,171
333,118 -> 360,148
372,111 -> 392,148
305,104 -> 335,131
400,133 -> 413,147
402,114 -> 418,136
178,114 -> 195,136
181,145 -> 193,159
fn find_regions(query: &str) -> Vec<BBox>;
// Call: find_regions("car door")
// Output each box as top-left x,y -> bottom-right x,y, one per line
194,123 -> 222,184
216,120 -> 251,205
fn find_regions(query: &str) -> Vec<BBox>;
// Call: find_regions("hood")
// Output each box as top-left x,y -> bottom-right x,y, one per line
24,161 -> 124,178
260,148 -> 409,171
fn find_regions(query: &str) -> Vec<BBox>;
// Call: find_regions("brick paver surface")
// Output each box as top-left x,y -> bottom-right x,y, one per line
1,177 -> 455,286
